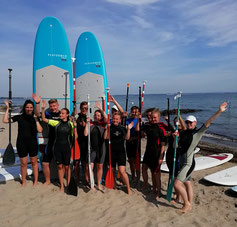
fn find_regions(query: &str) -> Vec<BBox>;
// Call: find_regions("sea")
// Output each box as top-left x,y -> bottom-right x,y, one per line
0,92 -> 237,149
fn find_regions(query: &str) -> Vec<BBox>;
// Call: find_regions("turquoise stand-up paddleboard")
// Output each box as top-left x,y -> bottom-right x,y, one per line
33,17 -> 73,113
75,32 -> 108,113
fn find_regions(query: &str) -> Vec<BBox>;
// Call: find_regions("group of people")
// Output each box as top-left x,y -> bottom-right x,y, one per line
2,93 -> 227,213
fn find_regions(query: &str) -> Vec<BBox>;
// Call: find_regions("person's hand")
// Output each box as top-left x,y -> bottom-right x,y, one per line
32,93 -> 41,103
109,95 -> 115,103
127,121 -> 134,130
4,99 -> 9,108
41,100 -> 47,109
173,130 -> 179,138
122,112 -> 128,117
166,131 -> 171,137
86,117 -> 90,123
219,102 -> 227,112
96,101 -> 102,110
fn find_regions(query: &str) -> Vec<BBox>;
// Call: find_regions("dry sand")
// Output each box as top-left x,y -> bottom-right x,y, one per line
0,119 -> 237,227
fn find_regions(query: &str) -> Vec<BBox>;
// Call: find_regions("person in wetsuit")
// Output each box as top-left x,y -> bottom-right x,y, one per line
41,100 -> 77,192
173,102 -> 227,213
104,112 -> 133,194
2,99 -> 43,186
84,102 -> 107,190
33,94 -> 61,185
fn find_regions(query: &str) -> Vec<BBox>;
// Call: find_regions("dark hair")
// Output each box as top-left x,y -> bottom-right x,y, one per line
94,109 -> 104,121
80,101 -> 88,109
131,106 -> 139,112
21,100 -> 34,115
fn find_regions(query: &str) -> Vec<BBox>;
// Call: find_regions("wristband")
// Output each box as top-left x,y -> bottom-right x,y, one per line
35,102 -> 40,104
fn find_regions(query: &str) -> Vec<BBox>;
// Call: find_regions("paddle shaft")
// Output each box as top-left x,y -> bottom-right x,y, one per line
8,69 -> 12,144
167,92 -> 182,201
72,59 -> 76,162
106,89 -> 112,169
123,83 -> 130,126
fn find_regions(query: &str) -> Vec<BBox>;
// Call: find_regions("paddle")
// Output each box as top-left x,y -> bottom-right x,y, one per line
64,72 -> 69,108
123,83 -> 130,126
67,58 -> 78,196
105,88 -> 114,189
87,94 -> 95,189
135,81 -> 146,171
166,92 -> 182,202
3,69 -> 15,166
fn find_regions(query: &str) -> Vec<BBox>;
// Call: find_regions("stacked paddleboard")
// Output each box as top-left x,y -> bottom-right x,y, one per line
161,153 -> 233,172
0,149 -> 32,183
75,32 -> 108,114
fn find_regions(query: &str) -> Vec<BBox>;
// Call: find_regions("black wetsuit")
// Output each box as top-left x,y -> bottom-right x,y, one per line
42,111 -> 60,163
143,123 -> 166,172
110,124 -> 127,168
76,113 -> 88,162
12,114 -> 38,158
48,120 -> 73,166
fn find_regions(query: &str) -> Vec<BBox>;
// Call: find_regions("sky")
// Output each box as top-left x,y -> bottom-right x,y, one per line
0,0 -> 237,97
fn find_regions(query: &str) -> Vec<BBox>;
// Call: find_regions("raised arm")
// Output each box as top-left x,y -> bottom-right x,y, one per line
204,102 -> 227,128
96,101 -> 107,123
110,95 -> 124,114
32,93 -> 41,118
125,122 -> 133,140
41,100 -> 49,124
2,99 -> 13,123
34,115 -> 43,133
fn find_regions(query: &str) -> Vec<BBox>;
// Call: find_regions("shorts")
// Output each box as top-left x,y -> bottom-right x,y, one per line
16,138 -> 38,158
111,150 -> 126,168
126,139 -> 137,160
90,148 -> 105,164
143,151 -> 162,173
78,139 -> 88,163
176,158 -> 195,182
54,143 -> 71,166
42,143 -> 54,163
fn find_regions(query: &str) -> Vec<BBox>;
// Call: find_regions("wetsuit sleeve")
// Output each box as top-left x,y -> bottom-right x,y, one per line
160,129 -> 166,143
11,115 -> 20,122
48,119 -> 59,127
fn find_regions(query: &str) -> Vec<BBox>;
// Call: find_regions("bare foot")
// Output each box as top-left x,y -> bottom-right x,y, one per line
33,182 -> 38,187
60,186 -> 64,192
43,181 -> 51,186
127,188 -> 132,195
21,182 -> 26,187
171,199 -> 183,205
180,203 -> 192,213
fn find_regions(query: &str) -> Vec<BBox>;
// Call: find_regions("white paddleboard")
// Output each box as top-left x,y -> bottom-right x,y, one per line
231,186 -> 237,192
203,166 -> 237,186
161,153 -> 233,172
0,164 -> 33,183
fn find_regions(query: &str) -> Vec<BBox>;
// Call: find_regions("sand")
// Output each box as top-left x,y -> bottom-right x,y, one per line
0,118 -> 237,227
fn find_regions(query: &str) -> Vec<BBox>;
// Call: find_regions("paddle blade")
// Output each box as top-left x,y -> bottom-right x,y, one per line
67,175 -> 78,196
105,167 -> 114,189
71,140 -> 80,160
3,143 -> 15,166
166,180 -> 174,202
89,165 -> 95,189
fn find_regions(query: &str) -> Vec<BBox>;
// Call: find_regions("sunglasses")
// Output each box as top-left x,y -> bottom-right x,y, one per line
186,121 -> 194,124
81,107 -> 88,110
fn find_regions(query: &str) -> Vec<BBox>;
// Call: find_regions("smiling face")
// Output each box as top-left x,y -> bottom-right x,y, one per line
112,114 -> 121,126
131,108 -> 139,119
80,104 -> 88,115
60,109 -> 69,121
25,103 -> 34,115
49,101 -> 59,113
186,120 -> 197,130
151,112 -> 160,124
94,110 -> 102,122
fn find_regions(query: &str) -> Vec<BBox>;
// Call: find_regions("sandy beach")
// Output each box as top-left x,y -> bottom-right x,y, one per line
0,119 -> 237,227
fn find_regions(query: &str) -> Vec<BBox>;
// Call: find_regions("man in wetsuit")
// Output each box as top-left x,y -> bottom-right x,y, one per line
33,94 -> 60,185
173,102 -> 227,213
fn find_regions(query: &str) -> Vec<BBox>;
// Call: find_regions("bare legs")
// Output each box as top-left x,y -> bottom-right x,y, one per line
174,179 -> 192,213
42,162 -> 50,185
20,155 -> 38,186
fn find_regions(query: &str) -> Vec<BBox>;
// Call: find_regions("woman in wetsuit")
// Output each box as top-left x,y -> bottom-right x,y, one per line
41,100 -> 77,192
84,102 -> 107,190
173,102 -> 227,213
2,99 -> 43,186
104,112 -> 133,194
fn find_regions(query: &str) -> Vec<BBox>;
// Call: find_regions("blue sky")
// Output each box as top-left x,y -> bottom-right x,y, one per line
0,0 -> 237,97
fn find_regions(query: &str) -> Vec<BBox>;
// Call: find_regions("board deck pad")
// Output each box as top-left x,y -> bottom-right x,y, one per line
0,164 -> 32,183
203,166 -> 237,186
33,16 -> 73,113
75,32 -> 108,114
161,153 -> 233,172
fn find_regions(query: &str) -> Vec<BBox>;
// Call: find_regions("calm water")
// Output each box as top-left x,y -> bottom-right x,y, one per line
1,92 -> 237,148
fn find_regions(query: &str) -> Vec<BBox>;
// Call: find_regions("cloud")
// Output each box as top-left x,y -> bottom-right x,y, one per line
105,0 -> 160,6
174,0 -> 237,46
